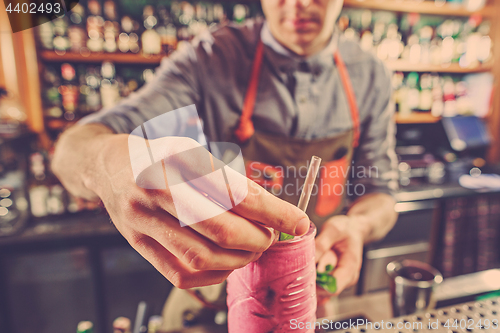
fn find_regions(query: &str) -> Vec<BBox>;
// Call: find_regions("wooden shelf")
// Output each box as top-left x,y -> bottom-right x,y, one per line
395,112 -> 441,124
39,51 -> 166,65
41,51 -> 494,74
343,0 -> 497,17
385,60 -> 494,73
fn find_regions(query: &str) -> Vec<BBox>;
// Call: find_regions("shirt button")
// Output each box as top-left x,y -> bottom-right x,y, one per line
298,96 -> 307,104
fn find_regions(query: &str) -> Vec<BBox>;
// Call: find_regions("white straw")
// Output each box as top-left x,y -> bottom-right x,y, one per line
297,156 -> 322,212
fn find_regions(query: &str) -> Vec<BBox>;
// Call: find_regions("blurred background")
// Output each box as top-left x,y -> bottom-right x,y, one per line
0,0 -> 500,332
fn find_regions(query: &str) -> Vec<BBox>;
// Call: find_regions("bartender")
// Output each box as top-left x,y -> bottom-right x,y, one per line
52,0 -> 398,328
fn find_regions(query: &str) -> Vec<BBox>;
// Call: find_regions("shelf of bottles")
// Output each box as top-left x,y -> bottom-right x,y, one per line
37,0 -> 263,128
29,150 -> 103,219
343,0 -> 496,17
36,1 -> 495,125
339,6 -> 494,121
392,71 -> 492,122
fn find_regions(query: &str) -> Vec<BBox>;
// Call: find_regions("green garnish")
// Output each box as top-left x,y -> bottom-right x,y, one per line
279,232 -> 294,241
316,265 -> 337,293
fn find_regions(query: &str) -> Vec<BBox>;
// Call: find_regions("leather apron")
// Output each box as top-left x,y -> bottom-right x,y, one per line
234,40 -> 360,227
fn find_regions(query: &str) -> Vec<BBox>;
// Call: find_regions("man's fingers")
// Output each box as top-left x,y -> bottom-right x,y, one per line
331,242 -> 363,295
129,232 -> 233,289
150,185 -> 277,253
189,210 -> 277,253
157,140 -> 309,237
331,266 -> 358,295
131,208 -> 263,270
143,137 -> 308,237
315,215 -> 353,261
317,250 -> 338,272
152,219 -> 262,271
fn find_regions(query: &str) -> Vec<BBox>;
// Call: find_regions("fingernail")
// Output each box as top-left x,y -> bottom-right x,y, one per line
295,217 -> 310,235
271,229 -> 280,246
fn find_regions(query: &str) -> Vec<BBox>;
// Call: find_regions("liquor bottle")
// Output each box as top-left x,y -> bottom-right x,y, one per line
59,63 -> 79,120
419,25 -> 433,64
67,3 -> 87,53
87,0 -> 105,52
188,3 -> 208,37
103,0 -> 118,22
120,68 -> 139,97
103,0 -> 119,53
69,2 -> 85,25
28,152 -> 49,218
431,75 -> 444,117
113,317 -> 131,333
170,1 -> 182,25
42,66 -> 63,118
456,80 -> 472,115
213,3 -> 226,23
100,62 -> 120,109
52,17 -> 70,54
406,72 -> 420,112
419,73 -> 433,112
120,16 -> 140,53
77,321 -> 94,333
141,5 -> 162,55
233,4 -> 247,23
156,5 -> 177,54
148,316 -> 163,333
142,68 -> 156,84
47,184 -> 65,215
80,66 -> 102,114
103,20 -> 119,53
177,2 -> 195,42
68,25 -> 86,54
442,76 -> 457,117
38,21 -> 55,50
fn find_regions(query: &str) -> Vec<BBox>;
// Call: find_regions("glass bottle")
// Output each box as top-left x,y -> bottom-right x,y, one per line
100,62 -> 120,109
141,5 -> 162,55
68,2 -> 87,53
59,63 -> 80,121
28,152 -> 49,218
86,0 -> 105,52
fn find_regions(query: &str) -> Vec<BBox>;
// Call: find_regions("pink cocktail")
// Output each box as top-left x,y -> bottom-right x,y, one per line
227,223 -> 317,332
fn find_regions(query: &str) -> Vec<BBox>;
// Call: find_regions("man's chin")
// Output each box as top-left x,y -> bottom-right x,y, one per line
287,33 -> 320,50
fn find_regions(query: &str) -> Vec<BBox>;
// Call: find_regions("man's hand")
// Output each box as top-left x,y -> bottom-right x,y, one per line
315,215 -> 364,297
314,193 -> 398,297
53,124 -> 310,290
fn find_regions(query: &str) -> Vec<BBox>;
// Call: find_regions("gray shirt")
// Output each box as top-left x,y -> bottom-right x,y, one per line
81,19 -> 399,197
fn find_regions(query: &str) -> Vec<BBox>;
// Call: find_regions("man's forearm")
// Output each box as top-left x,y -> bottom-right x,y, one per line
347,193 -> 398,244
52,123 -> 115,201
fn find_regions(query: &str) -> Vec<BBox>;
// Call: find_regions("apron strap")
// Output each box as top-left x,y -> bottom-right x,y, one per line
334,51 -> 360,148
235,40 -> 361,148
234,40 -> 265,142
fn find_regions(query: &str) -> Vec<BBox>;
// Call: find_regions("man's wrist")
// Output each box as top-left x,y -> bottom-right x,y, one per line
346,213 -> 373,243
83,132 -> 124,199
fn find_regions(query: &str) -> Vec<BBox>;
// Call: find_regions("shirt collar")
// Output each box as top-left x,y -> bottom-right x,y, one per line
260,21 -> 339,76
